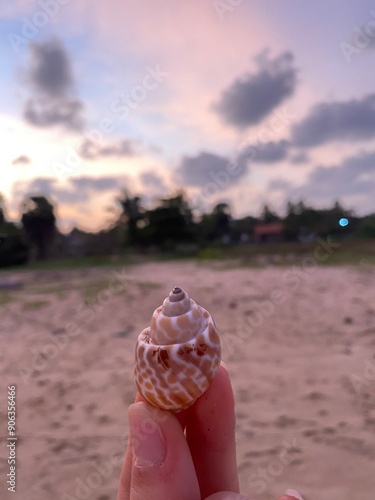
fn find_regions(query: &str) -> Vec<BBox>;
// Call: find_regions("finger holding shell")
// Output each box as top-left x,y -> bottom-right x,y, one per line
134,286 -> 221,412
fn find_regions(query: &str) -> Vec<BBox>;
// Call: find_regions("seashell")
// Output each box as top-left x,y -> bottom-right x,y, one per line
134,286 -> 221,412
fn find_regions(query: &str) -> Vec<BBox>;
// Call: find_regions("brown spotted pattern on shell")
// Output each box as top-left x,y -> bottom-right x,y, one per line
134,286 -> 221,412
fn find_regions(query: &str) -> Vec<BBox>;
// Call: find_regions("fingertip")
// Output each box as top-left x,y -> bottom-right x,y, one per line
220,359 -> 228,370
128,402 -> 166,469
278,490 -> 304,500
134,391 -> 145,403
277,497 -> 299,500
284,489 -> 304,500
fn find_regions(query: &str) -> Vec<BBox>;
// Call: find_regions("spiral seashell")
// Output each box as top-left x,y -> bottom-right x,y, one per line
134,286 -> 221,412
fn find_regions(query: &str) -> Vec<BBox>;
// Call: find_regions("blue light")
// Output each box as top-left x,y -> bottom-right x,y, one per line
339,218 -> 349,227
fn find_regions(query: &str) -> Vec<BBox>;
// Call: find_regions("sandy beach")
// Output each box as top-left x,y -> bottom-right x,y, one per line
1,261 -> 375,500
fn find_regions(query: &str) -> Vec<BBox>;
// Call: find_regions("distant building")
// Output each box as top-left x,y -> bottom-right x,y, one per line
253,223 -> 284,243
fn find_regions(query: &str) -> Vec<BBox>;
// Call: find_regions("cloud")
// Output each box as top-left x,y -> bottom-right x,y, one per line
214,51 -> 297,128
24,98 -> 84,130
292,94 -> 375,147
22,39 -> 84,131
12,155 -> 31,165
11,177 -> 65,204
176,151 -> 247,187
140,171 -> 166,191
14,178 -> 56,197
290,151 -> 309,164
12,175 -> 130,206
27,39 -> 73,97
239,140 -> 289,164
290,150 -> 375,206
70,176 -> 121,192
78,138 -> 136,160
268,179 -> 292,191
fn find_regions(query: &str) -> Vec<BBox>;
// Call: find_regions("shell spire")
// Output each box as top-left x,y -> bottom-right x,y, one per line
161,286 -> 191,318
134,287 -> 221,412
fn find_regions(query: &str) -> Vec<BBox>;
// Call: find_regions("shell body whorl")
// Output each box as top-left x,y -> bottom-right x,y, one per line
134,287 -> 221,412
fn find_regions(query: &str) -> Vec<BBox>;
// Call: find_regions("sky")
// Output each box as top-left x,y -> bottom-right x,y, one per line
1,0 -> 375,232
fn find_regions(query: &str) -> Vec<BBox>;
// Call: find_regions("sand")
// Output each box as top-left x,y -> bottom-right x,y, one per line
0,261 -> 375,500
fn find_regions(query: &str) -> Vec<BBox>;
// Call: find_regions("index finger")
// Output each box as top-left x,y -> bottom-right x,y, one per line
185,364 -> 239,498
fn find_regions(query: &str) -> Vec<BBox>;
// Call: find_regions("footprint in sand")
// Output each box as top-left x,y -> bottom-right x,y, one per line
98,415 -> 111,424
305,391 -> 328,401
275,415 -> 298,428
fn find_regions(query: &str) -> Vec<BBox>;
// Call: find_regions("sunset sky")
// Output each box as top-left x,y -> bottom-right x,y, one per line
1,0 -> 375,232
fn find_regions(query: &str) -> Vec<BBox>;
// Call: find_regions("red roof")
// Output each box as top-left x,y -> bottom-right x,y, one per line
253,223 -> 283,235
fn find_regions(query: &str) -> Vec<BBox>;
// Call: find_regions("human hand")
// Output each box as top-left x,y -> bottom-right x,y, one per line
117,365 -> 304,500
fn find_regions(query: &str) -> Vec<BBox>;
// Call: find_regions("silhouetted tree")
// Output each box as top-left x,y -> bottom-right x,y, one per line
0,195 -> 30,267
117,193 -> 144,247
196,203 -> 233,244
21,196 -> 56,260
231,215 -> 258,242
284,201 -> 302,240
141,193 -> 194,250
213,203 -> 231,239
197,213 -> 216,243
0,194 -> 5,225
283,199 -> 355,240
357,215 -> 375,238
261,204 -> 280,223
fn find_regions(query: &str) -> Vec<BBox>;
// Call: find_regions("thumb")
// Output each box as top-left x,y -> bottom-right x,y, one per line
127,402 -> 200,500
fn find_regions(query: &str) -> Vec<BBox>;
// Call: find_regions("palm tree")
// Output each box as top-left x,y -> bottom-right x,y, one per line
21,196 -> 56,260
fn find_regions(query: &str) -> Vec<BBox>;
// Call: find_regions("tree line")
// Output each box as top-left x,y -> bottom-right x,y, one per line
0,191 -> 375,267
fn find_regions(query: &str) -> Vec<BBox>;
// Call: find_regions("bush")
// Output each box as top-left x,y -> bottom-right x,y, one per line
0,222 -> 30,267
356,215 -> 375,238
